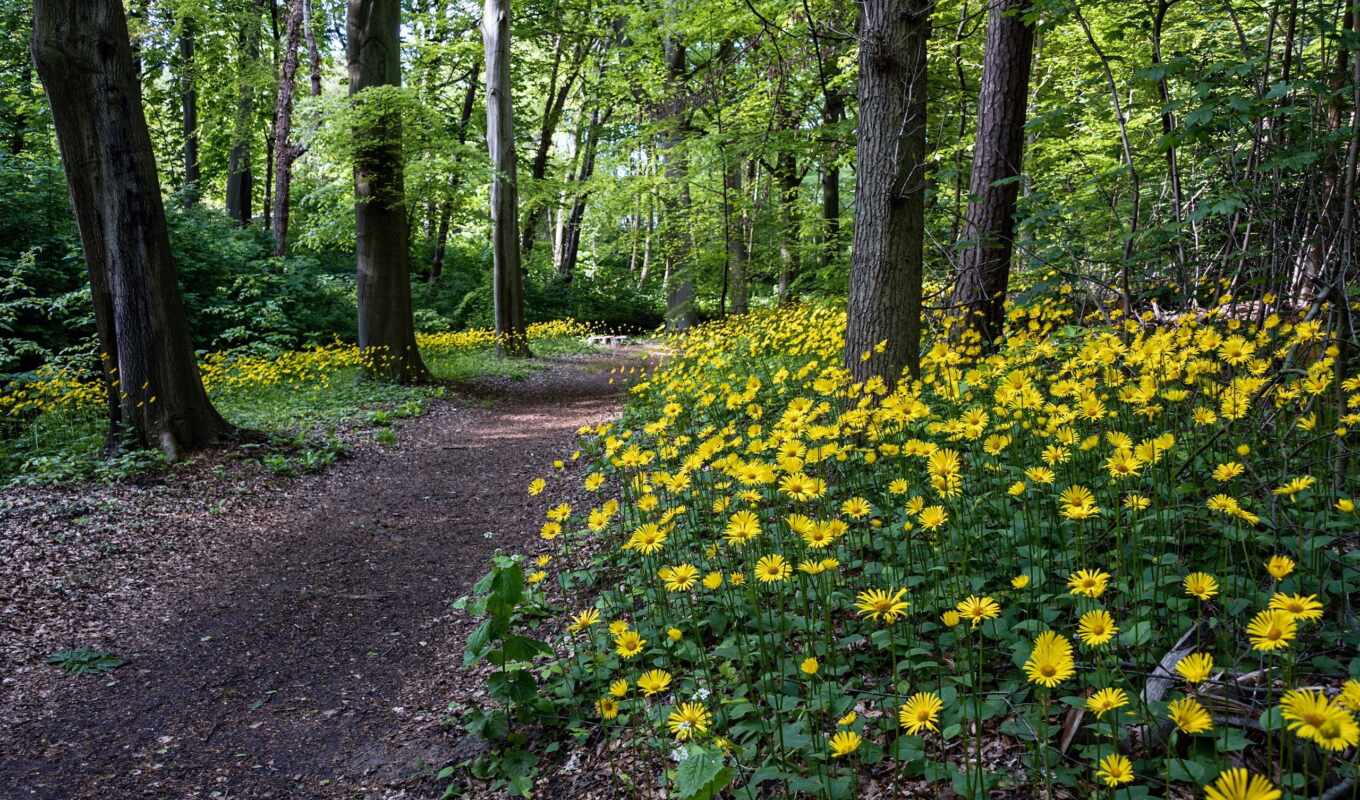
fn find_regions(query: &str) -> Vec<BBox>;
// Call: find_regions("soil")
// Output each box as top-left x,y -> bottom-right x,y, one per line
0,349 -> 652,800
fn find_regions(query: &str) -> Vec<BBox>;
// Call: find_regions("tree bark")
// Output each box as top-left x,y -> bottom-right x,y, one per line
948,0 -> 1034,348
661,34 -> 696,330
304,0 -> 322,96
226,1 -> 262,226
844,0 -> 931,383
521,35 -> 584,259
32,0 -> 232,458
348,0 -> 431,381
431,72 -> 480,281
725,159 -> 750,314
271,0 -> 305,256
558,105 -> 607,284
482,0 -> 531,356
179,18 -> 200,205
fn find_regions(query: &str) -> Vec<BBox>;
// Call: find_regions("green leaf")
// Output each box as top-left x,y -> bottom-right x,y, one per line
674,745 -> 733,800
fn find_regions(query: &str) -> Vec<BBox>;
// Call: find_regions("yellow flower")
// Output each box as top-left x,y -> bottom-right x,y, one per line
1168,696 -> 1213,734
956,595 -> 1001,627
614,630 -> 645,659
1023,630 -> 1076,687
1183,572 -> 1219,601
1211,461 -> 1244,482
1011,574 -> 1030,589
1058,485 -> 1101,520
1123,493 -> 1150,510
567,608 -> 600,634
540,521 -> 562,540
1265,555 -> 1295,580
855,588 -> 909,623
584,473 -> 605,491
754,553 -> 791,583
527,570 -> 547,584
888,478 -> 909,495
596,697 -> 619,720
702,571 -> 723,590
609,678 -> 628,698
1067,568 -> 1111,598
1245,608 -> 1296,651
1176,652 -> 1214,684
623,523 -> 667,555
1339,679 -> 1360,712
1094,753 -> 1134,787
1087,687 -> 1129,718
1280,688 -> 1360,750
725,510 -> 761,546
841,496 -> 872,518
666,702 -> 712,741
1203,769 -> 1280,800
898,691 -> 944,734
1268,592 -> 1323,622
941,610 -> 962,627
659,563 -> 699,592
528,477 -> 546,496
800,657 -> 819,675
667,627 -> 683,641
1077,609 -> 1118,647
828,730 -> 861,758
636,669 -> 672,696
838,711 -> 857,726
917,505 -> 948,530
1272,475 -> 1316,500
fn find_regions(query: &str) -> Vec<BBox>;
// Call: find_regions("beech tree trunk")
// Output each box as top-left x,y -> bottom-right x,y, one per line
226,3 -> 262,226
271,0 -> 305,256
482,0 -> 531,356
32,0 -> 232,458
774,149 -> 801,301
949,0 -> 1034,348
520,35 -> 583,259
725,159 -> 750,314
844,0 -> 931,383
348,0 -> 430,381
179,20 -> 200,204
661,35 -> 696,330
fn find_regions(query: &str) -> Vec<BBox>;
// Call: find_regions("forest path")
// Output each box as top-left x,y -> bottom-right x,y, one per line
0,347 -> 649,800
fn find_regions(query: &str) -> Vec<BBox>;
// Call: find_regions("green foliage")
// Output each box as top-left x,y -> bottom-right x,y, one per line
46,648 -> 125,675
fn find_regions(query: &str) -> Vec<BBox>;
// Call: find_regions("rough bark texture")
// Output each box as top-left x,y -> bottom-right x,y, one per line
179,20 -> 200,205
844,0 -> 931,383
949,0 -> 1033,348
32,0 -> 232,457
270,0 -> 305,256
348,0 -> 431,381
774,148 -> 801,301
482,0 -> 531,356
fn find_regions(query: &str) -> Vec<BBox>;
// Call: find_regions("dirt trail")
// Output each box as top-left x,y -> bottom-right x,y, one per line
0,350 -> 645,800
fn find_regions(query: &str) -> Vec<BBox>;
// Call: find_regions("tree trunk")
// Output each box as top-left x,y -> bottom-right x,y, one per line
558,106 -> 606,284
32,0 -> 232,458
431,73 -> 480,281
661,35 -> 696,330
726,159 -> 750,314
521,36 -> 583,259
10,63 -> 31,155
819,52 -> 845,270
226,3 -> 262,226
304,0 -> 322,96
774,149 -> 801,301
844,0 -> 931,383
271,0 -> 305,256
179,19 -> 200,205
349,0 -> 430,381
948,0 -> 1034,348
482,0 -> 531,356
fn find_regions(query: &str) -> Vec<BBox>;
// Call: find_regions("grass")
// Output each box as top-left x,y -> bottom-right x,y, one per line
0,335 -> 597,486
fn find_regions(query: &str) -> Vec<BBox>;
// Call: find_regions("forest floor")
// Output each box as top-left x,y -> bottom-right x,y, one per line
0,346 -> 652,800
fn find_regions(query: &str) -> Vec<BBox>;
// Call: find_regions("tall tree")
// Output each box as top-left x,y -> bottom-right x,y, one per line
948,0 -> 1035,348
431,70 -> 480,282
482,0 -> 531,356
521,33 -> 585,259
32,0 -> 232,457
178,15 -> 200,204
271,0 -> 305,256
226,0 -> 262,225
349,0 -> 431,380
843,0 -> 931,382
303,0 -> 322,96
660,29 -> 696,330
